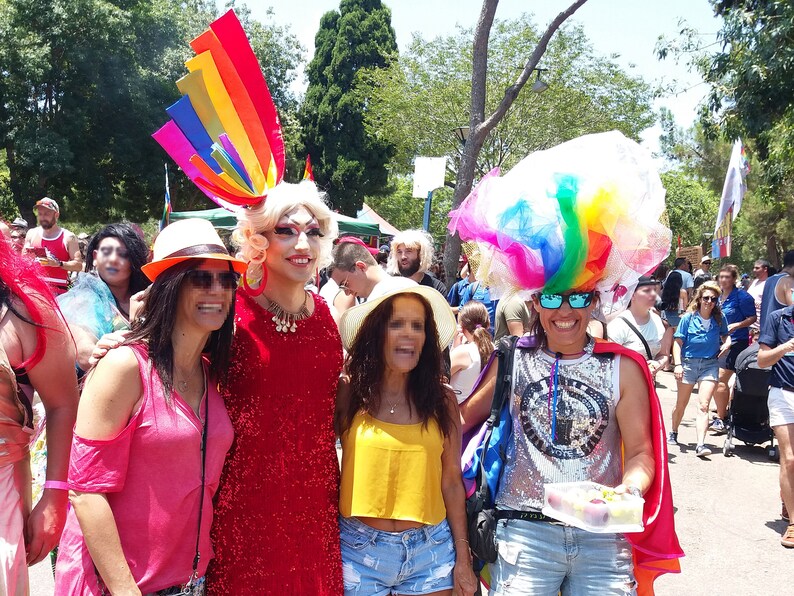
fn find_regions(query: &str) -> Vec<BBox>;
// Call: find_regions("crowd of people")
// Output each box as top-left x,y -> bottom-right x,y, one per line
2,157 -> 794,596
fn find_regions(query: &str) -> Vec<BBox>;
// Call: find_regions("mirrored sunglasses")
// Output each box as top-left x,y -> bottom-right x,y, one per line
185,270 -> 240,291
539,291 -> 594,309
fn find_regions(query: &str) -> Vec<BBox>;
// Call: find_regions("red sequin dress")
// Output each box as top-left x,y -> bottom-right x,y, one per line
207,292 -> 343,594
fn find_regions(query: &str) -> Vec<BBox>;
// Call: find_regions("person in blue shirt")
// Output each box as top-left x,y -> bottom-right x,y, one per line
758,304 -> 794,548
446,263 -> 471,314
669,282 -> 730,458
712,264 -> 757,431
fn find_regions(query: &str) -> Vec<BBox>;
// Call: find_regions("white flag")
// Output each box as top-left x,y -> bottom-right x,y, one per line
714,139 -> 749,235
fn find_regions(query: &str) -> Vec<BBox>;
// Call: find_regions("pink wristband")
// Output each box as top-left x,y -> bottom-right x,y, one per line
44,480 -> 69,491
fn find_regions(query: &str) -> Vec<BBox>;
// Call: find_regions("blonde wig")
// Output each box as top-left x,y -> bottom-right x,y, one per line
233,180 -> 338,285
387,229 -> 435,276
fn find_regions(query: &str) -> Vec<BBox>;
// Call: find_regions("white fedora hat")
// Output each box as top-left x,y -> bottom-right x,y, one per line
141,219 -> 247,281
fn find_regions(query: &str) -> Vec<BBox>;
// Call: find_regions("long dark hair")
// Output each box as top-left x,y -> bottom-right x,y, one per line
660,270 -> 683,311
123,260 -> 236,399
85,223 -> 150,295
339,293 -> 453,438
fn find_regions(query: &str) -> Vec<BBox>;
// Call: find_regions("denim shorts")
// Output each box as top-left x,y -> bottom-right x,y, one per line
339,516 -> 455,596
682,357 -> 719,384
661,310 -> 681,330
490,519 -> 636,596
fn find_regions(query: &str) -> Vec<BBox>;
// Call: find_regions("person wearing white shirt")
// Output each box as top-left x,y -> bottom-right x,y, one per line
608,276 -> 672,379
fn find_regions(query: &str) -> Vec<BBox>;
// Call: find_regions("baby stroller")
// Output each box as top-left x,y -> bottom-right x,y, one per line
723,342 -> 778,460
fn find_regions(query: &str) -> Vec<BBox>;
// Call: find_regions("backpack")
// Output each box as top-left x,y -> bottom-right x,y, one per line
461,335 -> 527,563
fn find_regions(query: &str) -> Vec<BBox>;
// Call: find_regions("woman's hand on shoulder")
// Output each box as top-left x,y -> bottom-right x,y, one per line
88,330 -> 131,368
77,346 -> 143,441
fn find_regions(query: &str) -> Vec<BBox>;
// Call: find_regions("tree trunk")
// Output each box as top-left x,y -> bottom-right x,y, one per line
442,0 -> 590,283
4,142 -> 31,224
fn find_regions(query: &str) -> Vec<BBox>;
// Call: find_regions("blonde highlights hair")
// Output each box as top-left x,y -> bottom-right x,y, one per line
233,181 -> 338,284
387,229 -> 435,275
687,280 -> 723,325
458,300 -> 494,372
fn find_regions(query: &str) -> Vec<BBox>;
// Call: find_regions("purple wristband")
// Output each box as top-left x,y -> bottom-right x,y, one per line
44,480 -> 69,491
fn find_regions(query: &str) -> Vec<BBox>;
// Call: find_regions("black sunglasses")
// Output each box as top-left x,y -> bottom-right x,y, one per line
701,295 -> 718,303
185,270 -> 240,291
538,291 -> 594,309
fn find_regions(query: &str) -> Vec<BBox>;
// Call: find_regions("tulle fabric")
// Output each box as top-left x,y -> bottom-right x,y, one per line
449,131 -> 671,314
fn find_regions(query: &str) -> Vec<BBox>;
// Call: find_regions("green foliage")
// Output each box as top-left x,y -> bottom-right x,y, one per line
656,2 -> 794,265
0,0 -> 302,225
364,16 -> 655,180
298,0 -> 398,215
660,169 -> 720,250
364,175 -> 452,243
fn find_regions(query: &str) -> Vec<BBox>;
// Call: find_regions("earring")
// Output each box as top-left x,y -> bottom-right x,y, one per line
243,264 -> 267,297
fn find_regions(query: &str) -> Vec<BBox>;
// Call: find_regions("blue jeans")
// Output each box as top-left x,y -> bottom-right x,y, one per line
339,516 -> 455,596
489,519 -> 636,596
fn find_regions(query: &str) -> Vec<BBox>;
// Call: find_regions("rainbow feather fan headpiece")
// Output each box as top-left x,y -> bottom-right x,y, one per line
152,10 -> 284,211
448,131 -> 671,314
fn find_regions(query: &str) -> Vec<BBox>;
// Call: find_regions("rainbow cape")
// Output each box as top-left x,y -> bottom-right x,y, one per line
449,131 -> 671,314
152,10 -> 285,210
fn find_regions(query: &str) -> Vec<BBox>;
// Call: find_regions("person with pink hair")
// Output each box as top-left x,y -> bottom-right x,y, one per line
0,239 -> 78,595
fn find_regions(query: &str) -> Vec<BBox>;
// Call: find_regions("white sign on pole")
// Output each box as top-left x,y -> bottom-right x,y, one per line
412,157 -> 447,198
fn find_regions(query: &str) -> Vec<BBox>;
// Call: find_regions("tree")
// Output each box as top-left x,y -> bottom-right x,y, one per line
659,170 -> 719,250
366,16 -> 654,186
298,0 -> 398,215
657,1 -> 794,265
439,0 -> 590,282
0,1 -> 303,224
365,176 -> 452,243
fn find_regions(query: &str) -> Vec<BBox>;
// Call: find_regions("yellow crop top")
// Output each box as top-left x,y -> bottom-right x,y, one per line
339,411 -> 447,525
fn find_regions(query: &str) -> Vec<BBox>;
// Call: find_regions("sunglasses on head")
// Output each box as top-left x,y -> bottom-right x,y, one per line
185,270 -> 240,291
538,291 -> 594,310
701,295 -> 718,303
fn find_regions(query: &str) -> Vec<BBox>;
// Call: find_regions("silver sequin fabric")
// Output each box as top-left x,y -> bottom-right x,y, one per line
496,342 -> 623,511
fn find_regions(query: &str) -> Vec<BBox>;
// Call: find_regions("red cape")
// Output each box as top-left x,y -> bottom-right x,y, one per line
594,339 -> 684,595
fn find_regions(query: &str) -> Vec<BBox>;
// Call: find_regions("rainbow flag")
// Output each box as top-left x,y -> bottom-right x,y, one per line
160,164 -> 172,231
303,155 -> 314,181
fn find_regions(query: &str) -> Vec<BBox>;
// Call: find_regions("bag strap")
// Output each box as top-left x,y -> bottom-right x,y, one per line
472,335 -> 519,508
620,314 -> 652,360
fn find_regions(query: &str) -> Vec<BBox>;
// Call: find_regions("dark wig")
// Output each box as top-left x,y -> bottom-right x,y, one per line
122,259 -> 236,400
339,293 -> 453,438
85,223 -> 150,295
660,270 -> 683,311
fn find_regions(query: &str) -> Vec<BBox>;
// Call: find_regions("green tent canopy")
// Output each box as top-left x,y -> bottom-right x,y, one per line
170,207 -> 380,238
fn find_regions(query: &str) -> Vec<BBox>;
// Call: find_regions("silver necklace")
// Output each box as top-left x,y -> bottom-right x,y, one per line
386,398 -> 399,414
264,291 -> 311,333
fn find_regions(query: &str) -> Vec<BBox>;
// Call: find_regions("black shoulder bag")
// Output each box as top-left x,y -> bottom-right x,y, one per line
619,315 -> 653,360
466,335 -> 519,564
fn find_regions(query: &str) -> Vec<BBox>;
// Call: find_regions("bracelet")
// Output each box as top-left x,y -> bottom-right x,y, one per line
44,480 -> 69,491
455,538 -> 470,546
674,363 -> 682,368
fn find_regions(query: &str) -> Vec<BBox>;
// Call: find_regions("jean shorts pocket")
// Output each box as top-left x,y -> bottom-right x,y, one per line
427,520 -> 452,545
339,527 -> 374,551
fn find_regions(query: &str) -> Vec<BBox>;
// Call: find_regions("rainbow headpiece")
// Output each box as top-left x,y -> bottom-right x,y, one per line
152,10 -> 284,211
449,131 -> 671,314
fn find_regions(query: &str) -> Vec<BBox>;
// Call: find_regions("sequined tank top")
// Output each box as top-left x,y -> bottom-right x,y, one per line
496,342 -> 623,511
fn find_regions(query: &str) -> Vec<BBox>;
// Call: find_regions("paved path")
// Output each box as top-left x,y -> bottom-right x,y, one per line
652,370 -> 789,595
30,371 -> 790,595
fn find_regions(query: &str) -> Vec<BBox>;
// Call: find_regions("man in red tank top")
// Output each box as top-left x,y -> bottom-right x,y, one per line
23,198 -> 82,295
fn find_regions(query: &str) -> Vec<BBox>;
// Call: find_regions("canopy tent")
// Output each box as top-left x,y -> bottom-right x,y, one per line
170,207 -> 380,237
357,203 -> 400,237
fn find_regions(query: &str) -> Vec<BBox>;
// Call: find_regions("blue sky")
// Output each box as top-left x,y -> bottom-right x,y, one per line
240,0 -> 721,154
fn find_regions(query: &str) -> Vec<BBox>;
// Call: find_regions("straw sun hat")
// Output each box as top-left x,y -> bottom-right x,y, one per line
141,218 -> 247,281
339,285 -> 457,352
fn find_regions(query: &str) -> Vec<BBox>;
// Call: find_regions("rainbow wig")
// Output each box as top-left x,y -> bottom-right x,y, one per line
448,131 -> 671,314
